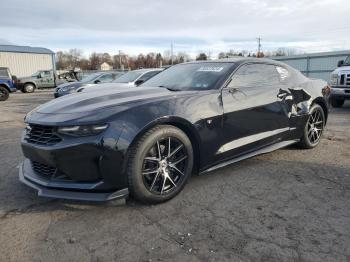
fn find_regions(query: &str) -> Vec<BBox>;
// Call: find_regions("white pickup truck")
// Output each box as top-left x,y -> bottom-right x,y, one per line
330,56 -> 350,108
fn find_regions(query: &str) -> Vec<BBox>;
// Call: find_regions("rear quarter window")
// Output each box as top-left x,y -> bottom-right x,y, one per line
275,66 -> 290,82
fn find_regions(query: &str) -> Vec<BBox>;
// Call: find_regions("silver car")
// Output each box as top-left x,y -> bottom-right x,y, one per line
76,68 -> 163,93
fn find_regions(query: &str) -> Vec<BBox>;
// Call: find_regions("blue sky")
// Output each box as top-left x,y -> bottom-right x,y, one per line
1,0 -> 350,58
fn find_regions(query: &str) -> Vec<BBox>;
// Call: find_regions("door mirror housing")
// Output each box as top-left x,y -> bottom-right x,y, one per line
228,86 -> 239,94
337,60 -> 344,67
94,79 -> 101,84
37,74 -> 42,79
135,79 -> 144,86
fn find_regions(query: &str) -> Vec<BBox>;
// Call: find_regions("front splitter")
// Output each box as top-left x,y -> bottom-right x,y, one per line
19,162 -> 129,202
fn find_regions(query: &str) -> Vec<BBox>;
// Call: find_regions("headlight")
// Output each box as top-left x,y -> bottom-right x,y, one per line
57,124 -> 108,136
330,74 -> 338,85
60,86 -> 75,92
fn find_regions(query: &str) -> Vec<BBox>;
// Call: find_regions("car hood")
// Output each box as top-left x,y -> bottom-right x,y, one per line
18,76 -> 35,82
35,87 -> 195,114
332,66 -> 350,74
78,83 -> 133,92
56,82 -> 84,90
26,87 -> 197,125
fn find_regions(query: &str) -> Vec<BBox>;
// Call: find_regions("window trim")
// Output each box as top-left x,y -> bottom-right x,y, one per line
98,73 -> 114,82
221,62 -> 290,90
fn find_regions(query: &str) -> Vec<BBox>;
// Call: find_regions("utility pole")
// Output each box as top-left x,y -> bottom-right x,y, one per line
171,41 -> 174,65
257,37 -> 262,58
119,50 -> 123,70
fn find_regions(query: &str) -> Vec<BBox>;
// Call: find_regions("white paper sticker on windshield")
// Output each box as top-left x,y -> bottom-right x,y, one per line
197,67 -> 224,72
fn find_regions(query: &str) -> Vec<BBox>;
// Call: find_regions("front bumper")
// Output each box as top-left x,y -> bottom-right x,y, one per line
330,86 -> 350,100
54,90 -> 70,98
19,159 -> 129,201
20,123 -> 129,201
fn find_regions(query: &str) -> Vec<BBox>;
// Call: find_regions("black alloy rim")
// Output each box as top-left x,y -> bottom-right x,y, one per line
307,108 -> 324,144
0,89 -> 5,98
142,137 -> 188,195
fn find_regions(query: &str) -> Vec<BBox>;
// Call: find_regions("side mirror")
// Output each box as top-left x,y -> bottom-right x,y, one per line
37,74 -> 42,79
94,79 -> 101,84
337,60 -> 344,67
228,87 -> 239,93
135,79 -> 144,86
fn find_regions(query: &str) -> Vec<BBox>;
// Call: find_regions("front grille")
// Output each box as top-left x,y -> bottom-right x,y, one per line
31,161 -> 57,178
24,124 -> 62,146
31,161 -> 72,181
339,73 -> 350,87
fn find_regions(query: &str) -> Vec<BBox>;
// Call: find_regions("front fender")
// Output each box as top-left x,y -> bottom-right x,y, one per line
116,115 -> 201,174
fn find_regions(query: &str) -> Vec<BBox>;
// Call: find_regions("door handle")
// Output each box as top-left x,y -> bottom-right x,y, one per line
229,87 -> 239,93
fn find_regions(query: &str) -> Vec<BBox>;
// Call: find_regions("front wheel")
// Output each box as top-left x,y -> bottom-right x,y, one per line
0,86 -> 9,101
127,125 -> 193,204
22,83 -> 35,93
298,104 -> 325,149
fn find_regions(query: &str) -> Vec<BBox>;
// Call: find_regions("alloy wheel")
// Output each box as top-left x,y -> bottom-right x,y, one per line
25,84 -> 34,93
307,108 -> 324,145
142,137 -> 188,195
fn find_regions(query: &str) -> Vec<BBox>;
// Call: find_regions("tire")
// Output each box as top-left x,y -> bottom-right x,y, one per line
127,125 -> 193,204
298,104 -> 325,149
0,86 -> 9,101
22,83 -> 35,93
330,98 -> 344,108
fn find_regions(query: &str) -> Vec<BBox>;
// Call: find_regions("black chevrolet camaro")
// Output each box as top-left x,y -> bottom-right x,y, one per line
20,58 -> 330,203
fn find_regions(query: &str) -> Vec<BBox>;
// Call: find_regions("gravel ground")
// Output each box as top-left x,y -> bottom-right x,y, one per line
0,90 -> 349,262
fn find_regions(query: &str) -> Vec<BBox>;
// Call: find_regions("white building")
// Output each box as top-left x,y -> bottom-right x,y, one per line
0,45 -> 55,78
99,62 -> 113,71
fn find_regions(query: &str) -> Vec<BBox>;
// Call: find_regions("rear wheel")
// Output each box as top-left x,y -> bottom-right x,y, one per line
127,125 -> 193,204
331,98 -> 344,108
22,83 -> 35,93
298,104 -> 325,149
0,86 -> 9,101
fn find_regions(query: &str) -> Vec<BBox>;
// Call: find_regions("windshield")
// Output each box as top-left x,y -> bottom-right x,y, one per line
113,71 -> 143,83
0,69 -> 9,78
31,71 -> 40,77
141,62 -> 234,90
80,73 -> 102,83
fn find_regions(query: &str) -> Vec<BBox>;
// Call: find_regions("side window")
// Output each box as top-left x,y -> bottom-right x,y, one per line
98,74 -> 113,83
0,69 -> 9,78
41,71 -> 51,78
138,71 -> 160,82
275,66 -> 290,82
228,64 -> 280,89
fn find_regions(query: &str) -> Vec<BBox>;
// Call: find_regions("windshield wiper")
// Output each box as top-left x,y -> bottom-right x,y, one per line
158,86 -> 181,92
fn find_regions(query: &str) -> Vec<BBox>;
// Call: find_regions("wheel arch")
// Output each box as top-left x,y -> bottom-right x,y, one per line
0,83 -> 10,92
312,97 -> 328,123
23,82 -> 37,88
124,116 -> 202,174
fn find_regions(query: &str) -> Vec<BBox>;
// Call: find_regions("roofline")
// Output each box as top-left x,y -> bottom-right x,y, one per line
269,50 -> 350,60
133,68 -> 163,72
180,57 -> 284,64
0,44 -> 54,55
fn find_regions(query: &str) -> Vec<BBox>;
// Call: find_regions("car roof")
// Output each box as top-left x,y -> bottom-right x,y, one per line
184,57 -> 287,66
132,68 -> 163,73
